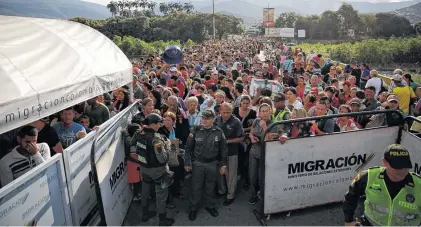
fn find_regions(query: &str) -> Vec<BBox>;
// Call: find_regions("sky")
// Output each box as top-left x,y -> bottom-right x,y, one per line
82,0 -> 406,5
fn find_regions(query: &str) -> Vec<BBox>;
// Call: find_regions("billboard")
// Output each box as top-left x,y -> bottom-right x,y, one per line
298,29 -> 306,38
263,8 -> 275,27
280,28 -> 295,38
264,28 -> 281,37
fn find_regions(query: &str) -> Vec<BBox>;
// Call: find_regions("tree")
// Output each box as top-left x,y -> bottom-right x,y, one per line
275,12 -> 301,28
374,13 -> 415,37
107,1 -> 118,17
183,2 -> 194,14
159,3 -> 169,15
214,14 -> 244,40
337,3 -> 359,37
317,11 -> 341,39
415,22 -> 421,35
356,13 -> 376,37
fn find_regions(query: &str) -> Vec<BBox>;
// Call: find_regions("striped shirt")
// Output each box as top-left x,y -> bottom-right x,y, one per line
0,143 -> 51,188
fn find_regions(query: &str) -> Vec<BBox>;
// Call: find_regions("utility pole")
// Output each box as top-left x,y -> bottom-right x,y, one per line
213,0 -> 215,40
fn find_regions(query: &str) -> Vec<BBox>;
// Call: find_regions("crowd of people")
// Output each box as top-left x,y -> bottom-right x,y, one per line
1,37 -> 421,225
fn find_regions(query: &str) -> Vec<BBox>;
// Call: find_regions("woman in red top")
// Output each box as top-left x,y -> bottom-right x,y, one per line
339,81 -> 353,105
296,76 -> 306,101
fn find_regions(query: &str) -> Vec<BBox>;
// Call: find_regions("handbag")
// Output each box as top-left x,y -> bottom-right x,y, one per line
168,139 -> 180,167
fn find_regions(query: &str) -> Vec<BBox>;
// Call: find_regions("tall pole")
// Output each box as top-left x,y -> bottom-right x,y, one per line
212,0 -> 215,40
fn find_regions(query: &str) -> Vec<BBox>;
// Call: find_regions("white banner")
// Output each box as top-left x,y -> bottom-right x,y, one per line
298,29 -> 306,38
264,126 -> 399,214
0,154 -> 72,225
95,124 -> 133,226
280,28 -> 295,38
264,28 -> 281,37
0,74 -> 129,135
62,131 -> 98,225
249,78 -> 283,97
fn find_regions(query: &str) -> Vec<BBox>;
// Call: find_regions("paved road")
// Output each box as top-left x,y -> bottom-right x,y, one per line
123,177 -> 364,226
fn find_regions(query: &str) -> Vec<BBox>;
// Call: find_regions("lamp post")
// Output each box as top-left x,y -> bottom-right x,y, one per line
213,0 -> 215,40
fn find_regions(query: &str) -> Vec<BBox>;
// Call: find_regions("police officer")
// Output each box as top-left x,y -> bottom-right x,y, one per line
184,109 -> 228,221
131,113 -> 175,226
343,144 -> 421,226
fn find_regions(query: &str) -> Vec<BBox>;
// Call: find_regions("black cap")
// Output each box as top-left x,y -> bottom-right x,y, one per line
142,113 -> 163,125
127,123 -> 141,136
201,109 -> 216,119
384,144 -> 412,169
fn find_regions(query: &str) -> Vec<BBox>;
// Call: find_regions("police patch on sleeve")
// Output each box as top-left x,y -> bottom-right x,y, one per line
154,141 -> 163,153
189,133 -> 193,138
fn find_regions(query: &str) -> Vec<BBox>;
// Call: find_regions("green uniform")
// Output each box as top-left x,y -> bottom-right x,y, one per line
364,167 -> 421,226
185,125 -> 228,211
131,128 -> 171,216
343,166 -> 421,226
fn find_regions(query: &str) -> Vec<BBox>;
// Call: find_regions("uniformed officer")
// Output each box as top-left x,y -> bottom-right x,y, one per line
131,113 -> 175,226
184,109 -> 228,221
343,144 -> 421,226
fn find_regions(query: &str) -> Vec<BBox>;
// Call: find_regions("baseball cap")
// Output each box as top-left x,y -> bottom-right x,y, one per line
343,81 -> 352,87
387,95 -> 399,102
310,87 -> 319,93
133,74 -> 139,79
142,113 -> 163,125
392,74 -> 402,81
170,67 -> 178,72
384,144 -> 412,169
349,98 -> 361,106
273,94 -> 286,102
202,109 -> 216,119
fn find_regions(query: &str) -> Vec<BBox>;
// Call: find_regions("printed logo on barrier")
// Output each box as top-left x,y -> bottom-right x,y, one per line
109,161 -> 128,193
0,192 -> 29,221
287,153 -> 375,179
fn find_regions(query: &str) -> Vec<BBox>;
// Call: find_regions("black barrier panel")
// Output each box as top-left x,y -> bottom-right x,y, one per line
254,109 -> 405,226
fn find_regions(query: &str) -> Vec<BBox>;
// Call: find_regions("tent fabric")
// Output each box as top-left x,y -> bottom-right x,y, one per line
0,15 -> 132,134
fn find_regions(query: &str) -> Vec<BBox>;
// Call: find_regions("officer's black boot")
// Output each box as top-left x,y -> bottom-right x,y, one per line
141,207 -> 156,222
159,212 -> 174,226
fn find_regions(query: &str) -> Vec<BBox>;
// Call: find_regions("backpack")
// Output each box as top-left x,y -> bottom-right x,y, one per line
318,119 -> 340,133
380,78 -> 387,93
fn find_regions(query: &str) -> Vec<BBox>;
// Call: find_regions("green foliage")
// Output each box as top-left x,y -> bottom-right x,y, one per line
112,35 -> 193,58
71,12 -> 243,43
298,36 -> 421,65
276,3 -> 415,40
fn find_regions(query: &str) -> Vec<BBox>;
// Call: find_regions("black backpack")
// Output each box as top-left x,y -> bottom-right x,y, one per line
318,119 -> 340,133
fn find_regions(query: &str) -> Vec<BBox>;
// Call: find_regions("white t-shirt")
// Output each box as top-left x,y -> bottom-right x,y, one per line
365,77 -> 382,96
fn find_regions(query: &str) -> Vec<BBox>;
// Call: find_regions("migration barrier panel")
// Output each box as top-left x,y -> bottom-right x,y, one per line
62,131 -> 98,225
401,130 -> 421,175
263,126 -> 399,214
0,154 -> 73,225
91,102 -> 138,225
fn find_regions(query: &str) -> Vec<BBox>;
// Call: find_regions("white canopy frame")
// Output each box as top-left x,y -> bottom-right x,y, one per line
0,16 -> 132,134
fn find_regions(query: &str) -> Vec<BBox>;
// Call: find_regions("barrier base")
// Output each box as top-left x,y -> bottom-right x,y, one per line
253,209 -> 267,226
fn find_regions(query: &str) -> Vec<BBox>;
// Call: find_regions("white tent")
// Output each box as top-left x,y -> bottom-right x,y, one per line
0,16 -> 132,134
